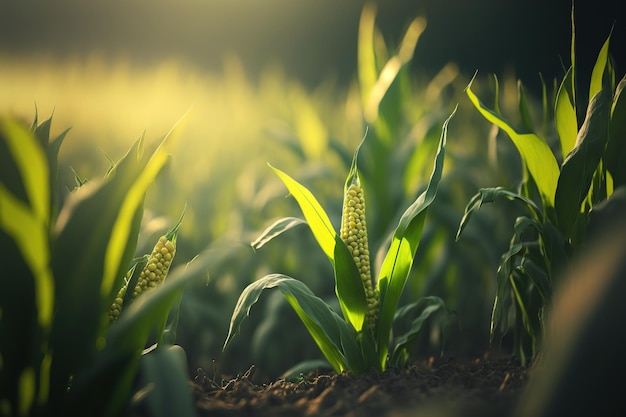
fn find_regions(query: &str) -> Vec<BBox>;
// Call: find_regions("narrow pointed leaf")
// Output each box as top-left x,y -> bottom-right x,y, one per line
605,75 -> 626,187
555,68 -> 578,159
224,274 -> 354,374
589,33 -> 611,104
251,217 -> 307,250
456,187 -> 543,241
376,106 -> 456,367
390,296 -> 447,366
555,87 -> 611,238
333,236 -> 367,332
466,78 -> 560,207
49,131 -> 174,404
270,165 -> 337,261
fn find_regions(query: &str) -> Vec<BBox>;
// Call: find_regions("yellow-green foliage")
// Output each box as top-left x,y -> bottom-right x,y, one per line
340,182 -> 378,331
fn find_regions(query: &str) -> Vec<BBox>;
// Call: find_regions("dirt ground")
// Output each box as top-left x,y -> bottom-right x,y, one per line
191,354 -> 529,417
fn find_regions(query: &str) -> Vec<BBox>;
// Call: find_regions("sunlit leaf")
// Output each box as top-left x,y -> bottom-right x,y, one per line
589,32 -> 612,104
555,68 -> 578,159
466,77 -> 560,207
376,105 -> 456,367
605,75 -> 626,187
270,165 -> 337,262
555,87 -> 611,239
251,217 -> 306,250
223,274 -> 355,374
358,2 -> 378,112
49,127 -> 177,407
333,235 -> 367,332
74,242 -> 237,417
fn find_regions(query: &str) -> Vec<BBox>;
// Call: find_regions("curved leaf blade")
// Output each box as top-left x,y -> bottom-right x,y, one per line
224,274 -> 355,374
270,165 -> 337,261
466,77 -> 560,207
555,68 -> 578,159
251,217 -> 306,250
376,106 -> 456,367
555,87 -> 611,238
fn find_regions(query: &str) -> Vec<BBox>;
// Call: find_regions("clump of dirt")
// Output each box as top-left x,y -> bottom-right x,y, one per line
191,354 -> 529,417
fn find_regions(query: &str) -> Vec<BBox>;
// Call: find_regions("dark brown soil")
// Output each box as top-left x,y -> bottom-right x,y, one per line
191,354 -> 529,417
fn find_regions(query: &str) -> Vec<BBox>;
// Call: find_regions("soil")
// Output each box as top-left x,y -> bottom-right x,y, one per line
190,354 -> 530,417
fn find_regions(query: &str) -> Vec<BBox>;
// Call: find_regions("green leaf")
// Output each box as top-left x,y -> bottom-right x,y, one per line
555,87 -> 611,239
73,243 -> 235,417
389,296 -> 447,367
224,274 -> 357,374
270,165 -> 337,262
555,68 -> 578,159
0,121 -> 55,414
251,217 -> 306,250
133,345 -> 196,417
375,105 -> 456,368
606,75 -> 626,187
466,77 -> 560,207
0,120 -> 54,332
456,187 -> 543,241
333,236 -> 367,333
518,81 -> 535,132
358,3 -> 379,112
589,32 -> 611,105
49,131 -> 173,406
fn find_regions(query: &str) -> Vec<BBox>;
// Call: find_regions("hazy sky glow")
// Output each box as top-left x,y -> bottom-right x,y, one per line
2,0 -> 622,89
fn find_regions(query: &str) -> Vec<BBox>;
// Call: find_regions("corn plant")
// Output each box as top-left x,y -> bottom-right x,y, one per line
456,21 -> 626,363
0,113 -> 220,417
224,106 -> 456,375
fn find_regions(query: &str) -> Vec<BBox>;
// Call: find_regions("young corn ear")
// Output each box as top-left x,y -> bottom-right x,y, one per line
130,206 -> 185,301
131,235 -> 177,300
108,278 -> 128,324
340,182 -> 379,332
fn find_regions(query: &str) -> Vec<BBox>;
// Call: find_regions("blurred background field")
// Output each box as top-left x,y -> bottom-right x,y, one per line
1,0 -> 623,379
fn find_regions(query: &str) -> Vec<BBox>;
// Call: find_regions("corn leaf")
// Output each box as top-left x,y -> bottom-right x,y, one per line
133,345 -> 196,417
555,86 -> 611,239
49,132 -> 172,407
518,81 -> 535,132
376,106 -> 456,367
456,187 -> 543,241
389,296 -> 447,367
333,235 -> 367,333
32,115 -> 70,220
0,120 -> 54,331
270,165 -> 336,261
224,274 -> 358,374
72,243 -> 234,417
605,75 -> 626,187
555,68 -> 578,159
466,78 -> 560,208
250,217 -> 306,250
0,120 -> 55,414
358,2 -> 378,112
589,33 -> 611,105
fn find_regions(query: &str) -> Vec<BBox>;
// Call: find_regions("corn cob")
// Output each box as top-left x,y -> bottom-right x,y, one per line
340,182 -> 379,332
108,279 -> 128,324
131,235 -> 177,300
108,264 -> 138,324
